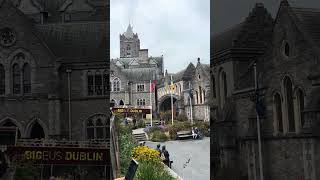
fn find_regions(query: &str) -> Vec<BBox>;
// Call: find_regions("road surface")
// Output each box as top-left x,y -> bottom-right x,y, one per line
145,137 -> 210,180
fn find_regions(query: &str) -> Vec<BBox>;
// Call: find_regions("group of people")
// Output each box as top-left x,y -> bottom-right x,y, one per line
155,144 -> 171,168
191,127 -> 201,139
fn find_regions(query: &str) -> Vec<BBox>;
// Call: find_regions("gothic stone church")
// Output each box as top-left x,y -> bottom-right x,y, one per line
110,24 -> 164,116
0,0 -> 108,141
212,1 -> 320,179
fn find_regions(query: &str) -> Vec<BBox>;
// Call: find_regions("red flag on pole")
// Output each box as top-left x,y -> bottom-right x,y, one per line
151,80 -> 157,92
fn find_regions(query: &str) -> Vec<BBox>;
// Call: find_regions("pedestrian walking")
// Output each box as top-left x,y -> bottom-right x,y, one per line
162,146 -> 171,168
133,117 -> 137,129
156,144 -> 162,157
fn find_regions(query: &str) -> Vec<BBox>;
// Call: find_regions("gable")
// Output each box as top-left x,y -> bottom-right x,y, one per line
18,0 -> 41,14
0,0 -> 55,66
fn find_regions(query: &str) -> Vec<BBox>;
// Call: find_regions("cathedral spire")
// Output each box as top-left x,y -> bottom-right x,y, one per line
124,23 -> 134,38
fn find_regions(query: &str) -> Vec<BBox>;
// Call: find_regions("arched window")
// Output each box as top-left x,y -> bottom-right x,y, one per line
119,100 -> 124,106
95,71 -> 102,95
12,63 -> 20,94
219,70 -> 228,107
86,115 -> 107,140
86,119 -> 94,139
110,99 -> 116,107
103,70 -> 108,95
199,86 -> 203,104
284,77 -> 295,132
284,42 -> 290,57
113,78 -> 121,92
96,119 -> 104,139
22,63 -> 31,94
196,91 -> 199,104
274,93 -> 283,133
222,72 -> 227,101
1,120 -> 21,138
0,64 -> 4,95
296,89 -> 305,127
30,121 -> 45,139
203,90 -> 206,103
212,75 -> 216,98
87,71 -> 94,95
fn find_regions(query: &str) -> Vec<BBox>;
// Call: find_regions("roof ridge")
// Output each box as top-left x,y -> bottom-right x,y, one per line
292,7 -> 320,13
213,22 -> 244,38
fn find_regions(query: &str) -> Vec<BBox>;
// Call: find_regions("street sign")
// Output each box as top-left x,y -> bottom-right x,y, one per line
6,146 -> 110,166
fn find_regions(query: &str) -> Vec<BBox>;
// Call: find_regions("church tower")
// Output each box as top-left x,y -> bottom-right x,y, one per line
120,24 -> 140,58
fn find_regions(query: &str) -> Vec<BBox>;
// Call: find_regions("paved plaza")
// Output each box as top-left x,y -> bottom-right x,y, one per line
145,137 -> 210,180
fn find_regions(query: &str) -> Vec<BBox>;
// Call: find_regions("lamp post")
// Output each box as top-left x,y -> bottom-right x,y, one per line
66,69 -> 72,140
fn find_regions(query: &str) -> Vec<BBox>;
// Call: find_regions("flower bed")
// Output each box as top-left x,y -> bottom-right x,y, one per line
132,146 -> 175,180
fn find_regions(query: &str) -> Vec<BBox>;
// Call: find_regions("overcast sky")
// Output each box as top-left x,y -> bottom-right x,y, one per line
212,0 -> 320,35
111,0 -> 210,73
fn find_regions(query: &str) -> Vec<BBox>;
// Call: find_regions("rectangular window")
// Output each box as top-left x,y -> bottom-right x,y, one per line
103,73 -> 109,95
88,75 -> 94,96
137,84 -> 145,92
95,74 -> 102,95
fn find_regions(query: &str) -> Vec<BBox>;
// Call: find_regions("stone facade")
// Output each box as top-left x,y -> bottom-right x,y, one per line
0,0 -> 108,141
110,25 -> 163,117
211,1 -> 320,179
158,58 -> 210,122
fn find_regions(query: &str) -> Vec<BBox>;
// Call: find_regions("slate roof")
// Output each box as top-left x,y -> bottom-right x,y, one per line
212,23 -> 243,54
172,63 -> 196,82
122,68 -> 156,81
291,7 -> 320,47
35,22 -> 107,62
111,56 -> 163,67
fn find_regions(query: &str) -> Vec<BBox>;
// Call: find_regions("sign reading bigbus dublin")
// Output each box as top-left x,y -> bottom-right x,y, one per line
6,146 -> 109,165
112,107 -> 151,114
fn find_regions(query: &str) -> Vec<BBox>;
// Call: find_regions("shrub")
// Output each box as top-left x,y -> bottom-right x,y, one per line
194,121 -> 210,137
135,160 -> 175,180
132,146 -> 160,162
176,112 -> 188,121
131,146 -> 174,180
144,125 -> 167,134
151,130 -> 168,142
137,119 -> 145,128
119,130 -> 137,175
167,121 -> 192,139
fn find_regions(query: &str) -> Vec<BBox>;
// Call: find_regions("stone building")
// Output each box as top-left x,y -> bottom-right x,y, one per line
110,24 -> 164,117
0,0 -> 108,143
157,58 -> 210,122
211,1 -> 320,179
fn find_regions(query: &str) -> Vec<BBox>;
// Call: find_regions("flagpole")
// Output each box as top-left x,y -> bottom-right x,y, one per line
189,81 -> 193,125
170,75 -> 174,125
150,80 -> 153,127
254,62 -> 264,180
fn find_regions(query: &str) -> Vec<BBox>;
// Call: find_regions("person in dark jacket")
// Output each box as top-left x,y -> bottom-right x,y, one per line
133,117 -> 137,129
162,145 -> 171,167
156,144 -> 162,157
